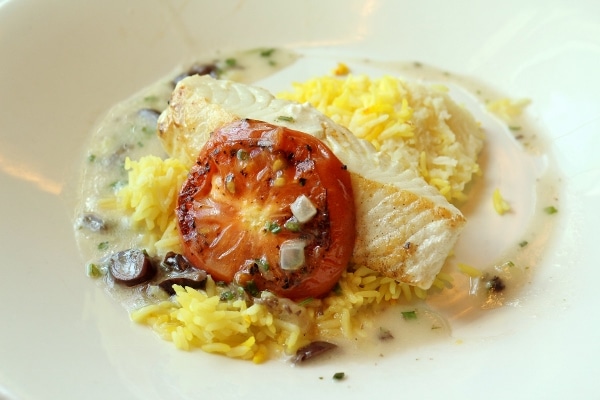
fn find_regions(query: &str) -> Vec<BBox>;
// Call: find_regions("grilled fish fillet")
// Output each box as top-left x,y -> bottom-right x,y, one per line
157,75 -> 466,289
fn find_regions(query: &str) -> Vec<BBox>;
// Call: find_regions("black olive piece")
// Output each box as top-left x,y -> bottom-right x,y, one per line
291,341 -> 337,364
172,63 -> 220,86
158,275 -> 207,296
108,249 -> 156,287
137,108 -> 161,123
103,143 -> 133,167
486,275 -> 506,292
161,251 -> 194,273
79,213 -> 106,232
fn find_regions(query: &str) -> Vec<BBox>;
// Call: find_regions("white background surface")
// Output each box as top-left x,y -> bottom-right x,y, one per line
1,0 -> 599,399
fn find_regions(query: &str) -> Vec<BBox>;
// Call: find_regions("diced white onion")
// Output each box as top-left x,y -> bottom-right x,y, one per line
279,239 -> 306,271
290,194 -> 317,223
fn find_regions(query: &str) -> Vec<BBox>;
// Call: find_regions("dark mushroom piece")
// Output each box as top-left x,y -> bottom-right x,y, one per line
291,341 -> 338,364
158,252 -> 208,295
161,251 -> 194,273
158,275 -> 207,296
109,249 -> 156,287
137,108 -> 161,123
486,275 -> 506,292
172,63 -> 220,86
78,213 -> 106,232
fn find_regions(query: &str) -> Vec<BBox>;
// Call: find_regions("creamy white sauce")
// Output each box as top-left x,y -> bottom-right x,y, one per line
73,48 -> 560,362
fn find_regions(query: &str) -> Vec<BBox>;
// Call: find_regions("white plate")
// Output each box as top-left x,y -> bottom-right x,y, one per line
1,0 -> 599,399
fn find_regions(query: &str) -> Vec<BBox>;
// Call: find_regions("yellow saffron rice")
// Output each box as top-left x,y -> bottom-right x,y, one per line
120,156 -> 457,362
278,74 -> 484,203
123,74 -> 484,363
492,188 -> 511,215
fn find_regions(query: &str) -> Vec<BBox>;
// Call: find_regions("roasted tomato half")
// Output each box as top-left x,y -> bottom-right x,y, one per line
176,119 -> 355,300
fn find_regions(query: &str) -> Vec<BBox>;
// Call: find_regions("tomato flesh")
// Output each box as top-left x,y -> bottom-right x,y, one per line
176,119 -> 355,300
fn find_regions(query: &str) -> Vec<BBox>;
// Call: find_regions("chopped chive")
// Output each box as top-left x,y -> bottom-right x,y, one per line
332,282 -> 342,296
544,206 -> 558,214
265,221 -> 281,234
225,58 -> 237,67
297,297 -> 313,306
519,240 -> 529,248
219,291 -> 235,301
244,281 -> 259,297
97,241 -> 109,251
401,310 -> 417,320
260,48 -> 275,57
276,115 -> 295,123
109,180 -> 126,191
255,258 -> 270,271
284,218 -> 301,232
332,372 -> 345,380
88,154 -> 96,162
86,263 -> 101,278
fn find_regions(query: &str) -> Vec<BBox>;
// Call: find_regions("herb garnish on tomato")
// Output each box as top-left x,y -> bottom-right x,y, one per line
177,119 -> 355,300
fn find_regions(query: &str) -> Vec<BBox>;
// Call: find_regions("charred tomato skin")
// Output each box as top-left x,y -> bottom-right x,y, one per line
177,119 -> 355,300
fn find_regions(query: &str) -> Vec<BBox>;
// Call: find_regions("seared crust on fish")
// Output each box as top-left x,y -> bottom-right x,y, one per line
158,75 -> 467,289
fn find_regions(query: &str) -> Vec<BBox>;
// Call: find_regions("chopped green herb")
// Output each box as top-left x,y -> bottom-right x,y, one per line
265,221 -> 282,234
88,154 -> 96,162
97,241 -> 109,251
225,58 -> 237,67
219,291 -> 235,301
332,282 -> 342,296
276,115 -> 295,123
255,258 -> 270,271
544,206 -> 558,214
245,281 -> 259,297
260,48 -> 275,57
519,240 -> 529,248
332,372 -> 345,380
297,297 -> 313,306
86,263 -> 101,278
236,149 -> 249,161
401,310 -> 417,320
268,60 -> 277,66
284,218 -> 301,232
109,180 -> 127,191
237,286 -> 246,296
509,125 -> 522,131
141,125 -> 155,135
